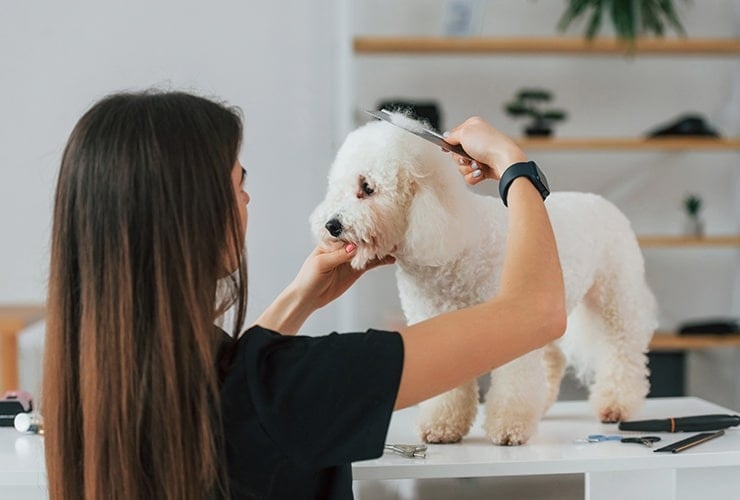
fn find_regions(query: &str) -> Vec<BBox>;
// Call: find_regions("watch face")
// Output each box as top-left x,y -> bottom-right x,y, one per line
534,164 -> 550,191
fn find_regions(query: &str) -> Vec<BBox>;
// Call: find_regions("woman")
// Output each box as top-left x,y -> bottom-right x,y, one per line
43,90 -> 565,500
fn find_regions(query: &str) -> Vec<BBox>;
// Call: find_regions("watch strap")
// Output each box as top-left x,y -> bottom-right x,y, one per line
498,161 -> 549,207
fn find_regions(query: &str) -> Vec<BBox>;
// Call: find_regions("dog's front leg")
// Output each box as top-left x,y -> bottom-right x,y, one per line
415,379 -> 478,444
483,348 -> 549,445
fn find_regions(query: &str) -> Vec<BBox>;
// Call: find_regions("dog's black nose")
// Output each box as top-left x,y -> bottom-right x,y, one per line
325,218 -> 343,237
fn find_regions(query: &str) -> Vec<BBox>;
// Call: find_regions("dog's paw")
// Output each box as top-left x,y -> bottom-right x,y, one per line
484,413 -> 539,446
597,404 -> 632,423
416,407 -> 475,444
589,384 -> 646,423
416,385 -> 479,444
486,422 -> 536,446
418,424 -> 465,444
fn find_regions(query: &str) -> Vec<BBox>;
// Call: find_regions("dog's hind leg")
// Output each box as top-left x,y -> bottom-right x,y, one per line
483,348 -> 549,445
416,379 -> 478,444
543,342 -> 566,411
584,268 -> 656,423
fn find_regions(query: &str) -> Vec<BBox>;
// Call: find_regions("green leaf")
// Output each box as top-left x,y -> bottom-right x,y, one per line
639,1 -> 655,33
611,0 -> 637,41
557,0 -> 688,41
683,194 -> 702,215
658,0 -> 688,36
641,1 -> 664,36
584,3 -> 603,40
518,89 -> 552,101
557,0 -> 598,33
542,110 -> 567,121
505,103 -> 533,117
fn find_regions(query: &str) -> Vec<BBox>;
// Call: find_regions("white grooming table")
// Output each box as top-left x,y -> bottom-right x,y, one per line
353,397 -> 740,500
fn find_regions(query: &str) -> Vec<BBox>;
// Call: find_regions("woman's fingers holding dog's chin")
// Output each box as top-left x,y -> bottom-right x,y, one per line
313,242 -> 393,275
308,242 -> 356,274
328,242 -> 357,264
318,239 -> 358,256
317,240 -> 342,253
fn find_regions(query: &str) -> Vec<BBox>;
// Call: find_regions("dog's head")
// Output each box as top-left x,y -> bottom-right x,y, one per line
310,113 -> 473,269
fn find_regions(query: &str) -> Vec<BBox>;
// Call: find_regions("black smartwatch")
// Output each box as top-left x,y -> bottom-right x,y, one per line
498,161 -> 550,207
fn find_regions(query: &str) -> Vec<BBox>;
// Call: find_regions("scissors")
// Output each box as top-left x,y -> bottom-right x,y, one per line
575,434 -> 661,448
575,434 -> 624,443
384,443 -> 427,458
365,109 -> 475,161
621,436 -> 662,448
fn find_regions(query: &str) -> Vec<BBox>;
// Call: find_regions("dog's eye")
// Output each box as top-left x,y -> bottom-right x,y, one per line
357,176 -> 376,199
362,181 -> 374,197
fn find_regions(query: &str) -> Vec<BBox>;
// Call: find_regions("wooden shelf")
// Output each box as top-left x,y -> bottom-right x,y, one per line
638,236 -> 740,247
516,137 -> 740,151
0,304 -> 46,335
650,332 -> 740,351
354,36 -> 740,55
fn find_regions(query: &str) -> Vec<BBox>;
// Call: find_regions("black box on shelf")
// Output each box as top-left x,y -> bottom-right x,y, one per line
678,318 -> 739,335
0,390 -> 33,427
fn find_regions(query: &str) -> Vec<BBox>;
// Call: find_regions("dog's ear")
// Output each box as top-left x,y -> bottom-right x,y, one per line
404,181 -> 469,266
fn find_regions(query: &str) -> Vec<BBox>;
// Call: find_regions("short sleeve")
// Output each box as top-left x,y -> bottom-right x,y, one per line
235,326 -> 404,469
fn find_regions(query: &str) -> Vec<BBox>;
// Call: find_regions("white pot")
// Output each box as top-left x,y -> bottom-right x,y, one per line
684,216 -> 705,237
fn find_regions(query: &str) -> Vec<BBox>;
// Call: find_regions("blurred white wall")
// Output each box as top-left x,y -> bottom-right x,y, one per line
0,0 -> 344,333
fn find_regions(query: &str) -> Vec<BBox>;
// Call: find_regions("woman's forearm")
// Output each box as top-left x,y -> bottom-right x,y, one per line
253,284 -> 314,335
498,177 -> 565,310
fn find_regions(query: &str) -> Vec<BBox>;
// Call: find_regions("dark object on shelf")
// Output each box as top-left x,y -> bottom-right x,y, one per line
647,352 -> 685,397
524,123 -> 554,137
678,318 -> 739,335
683,194 -> 702,217
0,390 -> 33,427
504,89 -> 567,138
376,100 -> 442,132
682,193 -> 705,237
647,114 -> 721,138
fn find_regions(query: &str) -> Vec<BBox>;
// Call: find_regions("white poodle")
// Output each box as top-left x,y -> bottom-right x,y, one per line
310,113 -> 657,446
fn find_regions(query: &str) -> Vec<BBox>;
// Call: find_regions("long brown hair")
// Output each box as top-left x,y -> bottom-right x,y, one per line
43,90 -> 247,499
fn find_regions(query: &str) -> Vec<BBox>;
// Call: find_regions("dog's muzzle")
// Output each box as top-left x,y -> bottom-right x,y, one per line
325,218 -> 343,238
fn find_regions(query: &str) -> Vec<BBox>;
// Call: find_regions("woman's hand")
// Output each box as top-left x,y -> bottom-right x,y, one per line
254,242 -> 395,334
443,117 -> 527,185
292,242 -> 396,311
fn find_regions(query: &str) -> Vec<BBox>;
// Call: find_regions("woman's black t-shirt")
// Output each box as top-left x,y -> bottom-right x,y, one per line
217,325 -> 404,499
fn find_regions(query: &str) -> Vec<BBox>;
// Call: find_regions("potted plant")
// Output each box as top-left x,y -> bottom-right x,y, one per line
683,194 -> 704,237
557,0 -> 688,42
504,89 -> 567,137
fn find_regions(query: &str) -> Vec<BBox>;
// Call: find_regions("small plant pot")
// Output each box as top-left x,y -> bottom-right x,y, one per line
684,216 -> 705,238
524,125 -> 553,137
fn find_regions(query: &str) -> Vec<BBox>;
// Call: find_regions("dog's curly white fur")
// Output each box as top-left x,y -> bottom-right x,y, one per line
310,114 -> 657,446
